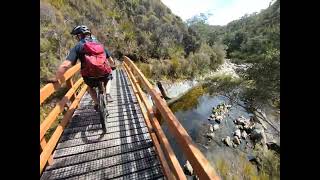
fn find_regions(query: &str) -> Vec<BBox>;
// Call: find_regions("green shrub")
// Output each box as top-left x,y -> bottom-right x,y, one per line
136,62 -> 152,79
40,38 -> 51,53
49,0 -> 65,9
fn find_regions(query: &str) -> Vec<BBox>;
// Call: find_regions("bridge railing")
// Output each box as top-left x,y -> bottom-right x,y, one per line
40,63 -> 88,174
123,56 -> 220,180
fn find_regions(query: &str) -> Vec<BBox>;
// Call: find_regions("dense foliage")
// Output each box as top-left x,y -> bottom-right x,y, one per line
40,0 -> 279,106
216,0 -> 280,106
40,0 -> 226,86
192,0 -> 280,106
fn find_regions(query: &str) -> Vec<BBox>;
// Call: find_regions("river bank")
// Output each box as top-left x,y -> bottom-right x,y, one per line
155,59 -> 280,179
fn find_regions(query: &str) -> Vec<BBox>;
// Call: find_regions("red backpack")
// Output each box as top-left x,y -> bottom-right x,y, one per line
80,41 -> 112,77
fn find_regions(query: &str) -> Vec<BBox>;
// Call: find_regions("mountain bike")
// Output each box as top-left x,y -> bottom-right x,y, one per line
87,76 -> 110,133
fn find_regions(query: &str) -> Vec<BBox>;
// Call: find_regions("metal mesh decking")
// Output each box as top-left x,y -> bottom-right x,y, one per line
41,69 -> 165,180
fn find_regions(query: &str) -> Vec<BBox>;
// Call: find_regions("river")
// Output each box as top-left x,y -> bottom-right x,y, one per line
153,60 -> 280,179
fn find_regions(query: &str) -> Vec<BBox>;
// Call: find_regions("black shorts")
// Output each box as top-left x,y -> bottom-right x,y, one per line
83,73 -> 113,88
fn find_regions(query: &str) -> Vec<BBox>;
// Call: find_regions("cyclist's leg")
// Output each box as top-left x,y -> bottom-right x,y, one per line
83,77 -> 99,110
88,87 -> 98,105
104,73 -> 113,102
106,79 -> 111,94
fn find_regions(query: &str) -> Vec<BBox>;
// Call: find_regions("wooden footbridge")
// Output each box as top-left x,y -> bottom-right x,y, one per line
40,56 -> 220,180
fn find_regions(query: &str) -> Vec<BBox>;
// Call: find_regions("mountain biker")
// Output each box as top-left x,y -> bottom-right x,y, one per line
48,25 -> 115,111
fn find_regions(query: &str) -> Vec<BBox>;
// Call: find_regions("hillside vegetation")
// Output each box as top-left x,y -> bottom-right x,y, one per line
40,0 -> 226,86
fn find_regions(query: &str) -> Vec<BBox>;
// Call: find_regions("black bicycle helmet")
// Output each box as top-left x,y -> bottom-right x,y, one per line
70,25 -> 91,35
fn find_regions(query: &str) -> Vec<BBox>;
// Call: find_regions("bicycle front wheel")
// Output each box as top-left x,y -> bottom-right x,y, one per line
99,93 -> 107,132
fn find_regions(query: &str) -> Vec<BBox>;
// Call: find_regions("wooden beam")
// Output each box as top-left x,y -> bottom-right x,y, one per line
40,138 -> 47,152
123,66 -> 177,180
123,64 -> 186,180
40,83 -> 61,106
40,78 -> 83,141
40,63 -> 80,105
124,56 -> 220,180
40,85 -> 88,174
66,78 -> 75,102
150,91 -> 220,180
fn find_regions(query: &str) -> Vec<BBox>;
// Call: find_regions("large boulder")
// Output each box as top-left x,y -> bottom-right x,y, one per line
183,160 -> 193,175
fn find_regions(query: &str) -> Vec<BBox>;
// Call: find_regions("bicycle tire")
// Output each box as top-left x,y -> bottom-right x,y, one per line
99,93 -> 107,132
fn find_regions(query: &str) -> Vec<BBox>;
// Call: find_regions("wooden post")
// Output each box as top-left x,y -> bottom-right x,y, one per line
156,81 -> 171,100
66,78 -> 75,102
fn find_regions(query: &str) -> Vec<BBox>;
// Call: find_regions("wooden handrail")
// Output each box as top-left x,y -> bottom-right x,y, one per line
40,63 -> 84,175
124,56 -> 220,180
40,63 -> 81,105
40,78 -> 83,141
40,84 -> 88,174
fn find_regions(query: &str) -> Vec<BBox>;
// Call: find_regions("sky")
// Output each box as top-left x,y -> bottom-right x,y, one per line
161,0 -> 273,26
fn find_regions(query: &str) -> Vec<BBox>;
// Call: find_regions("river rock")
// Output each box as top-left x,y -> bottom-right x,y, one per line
216,115 -> 223,121
242,131 -> 248,139
206,132 -> 215,139
234,129 -> 241,138
209,124 -> 214,132
243,123 -> 250,130
233,143 -> 238,148
183,160 -> 193,175
213,124 -> 219,131
250,125 -> 266,143
233,136 -> 241,145
247,155 -> 259,166
223,136 -> 233,147
266,142 -> 280,154
215,119 -> 221,124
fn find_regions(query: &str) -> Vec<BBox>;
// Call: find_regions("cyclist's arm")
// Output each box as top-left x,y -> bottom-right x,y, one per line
108,56 -> 115,65
55,60 -> 73,80
48,46 -> 78,83
104,48 -> 115,65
